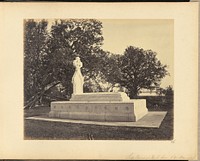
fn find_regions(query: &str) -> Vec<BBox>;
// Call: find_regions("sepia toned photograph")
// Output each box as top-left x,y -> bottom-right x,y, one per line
24,19 -> 174,140
0,2 -> 198,160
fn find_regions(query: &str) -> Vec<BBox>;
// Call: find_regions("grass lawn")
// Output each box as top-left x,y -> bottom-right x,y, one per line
24,105 -> 173,140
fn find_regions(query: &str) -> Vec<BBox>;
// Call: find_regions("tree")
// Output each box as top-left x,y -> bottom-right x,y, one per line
100,51 -> 122,84
24,19 -> 105,108
84,50 -> 122,92
24,19 -> 57,108
118,46 -> 168,98
157,86 -> 174,108
24,20 -> 169,107
48,19 -> 104,93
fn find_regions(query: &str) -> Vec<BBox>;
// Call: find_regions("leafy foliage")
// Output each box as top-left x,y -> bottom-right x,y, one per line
48,19 -> 104,93
118,46 -> 168,98
24,19 -> 105,108
24,19 -> 53,108
24,19 -> 169,108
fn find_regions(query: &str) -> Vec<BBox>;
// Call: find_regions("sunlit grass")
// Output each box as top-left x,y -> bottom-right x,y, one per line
24,103 -> 173,140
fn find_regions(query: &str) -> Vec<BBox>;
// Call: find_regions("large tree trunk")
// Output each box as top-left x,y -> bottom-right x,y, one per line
24,81 -> 61,109
129,87 -> 139,99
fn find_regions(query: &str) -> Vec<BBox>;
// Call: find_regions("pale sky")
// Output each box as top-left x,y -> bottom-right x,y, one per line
100,19 -> 174,88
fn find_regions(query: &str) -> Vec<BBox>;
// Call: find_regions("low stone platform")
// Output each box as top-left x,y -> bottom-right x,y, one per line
27,111 -> 167,128
49,100 -> 148,122
49,92 -> 148,122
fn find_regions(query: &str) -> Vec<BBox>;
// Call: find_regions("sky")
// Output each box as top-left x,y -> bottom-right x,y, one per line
100,19 -> 174,88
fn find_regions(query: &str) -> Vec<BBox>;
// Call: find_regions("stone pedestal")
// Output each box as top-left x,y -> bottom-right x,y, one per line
49,92 -> 148,122
70,92 -> 130,102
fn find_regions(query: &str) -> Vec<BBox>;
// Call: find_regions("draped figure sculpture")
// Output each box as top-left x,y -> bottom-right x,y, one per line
72,57 -> 84,94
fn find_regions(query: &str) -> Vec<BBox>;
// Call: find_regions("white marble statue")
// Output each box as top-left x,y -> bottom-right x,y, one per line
72,57 -> 84,94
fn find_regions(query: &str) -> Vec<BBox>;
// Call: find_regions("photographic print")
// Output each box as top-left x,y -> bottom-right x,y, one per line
24,19 -> 174,140
0,2 -> 198,160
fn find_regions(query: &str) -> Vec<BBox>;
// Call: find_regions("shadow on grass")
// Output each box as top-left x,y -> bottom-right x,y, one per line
24,105 -> 173,140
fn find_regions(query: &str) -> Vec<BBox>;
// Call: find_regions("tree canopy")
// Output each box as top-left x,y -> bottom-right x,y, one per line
24,19 -> 169,108
24,20 -> 53,108
24,19 -> 108,108
118,46 -> 168,98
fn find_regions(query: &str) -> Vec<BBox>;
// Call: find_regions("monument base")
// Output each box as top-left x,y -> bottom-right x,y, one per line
49,93 -> 148,122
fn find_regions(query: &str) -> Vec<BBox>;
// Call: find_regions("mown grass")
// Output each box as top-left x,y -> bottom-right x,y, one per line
24,102 -> 173,140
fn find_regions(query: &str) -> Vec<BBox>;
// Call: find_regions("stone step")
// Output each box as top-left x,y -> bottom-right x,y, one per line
49,99 -> 148,122
70,92 -> 130,102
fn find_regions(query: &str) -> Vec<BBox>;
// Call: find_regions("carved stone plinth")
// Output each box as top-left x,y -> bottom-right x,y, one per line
49,92 -> 148,122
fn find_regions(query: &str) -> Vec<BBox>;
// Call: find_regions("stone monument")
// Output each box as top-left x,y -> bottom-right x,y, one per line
72,57 -> 84,94
49,57 -> 148,122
